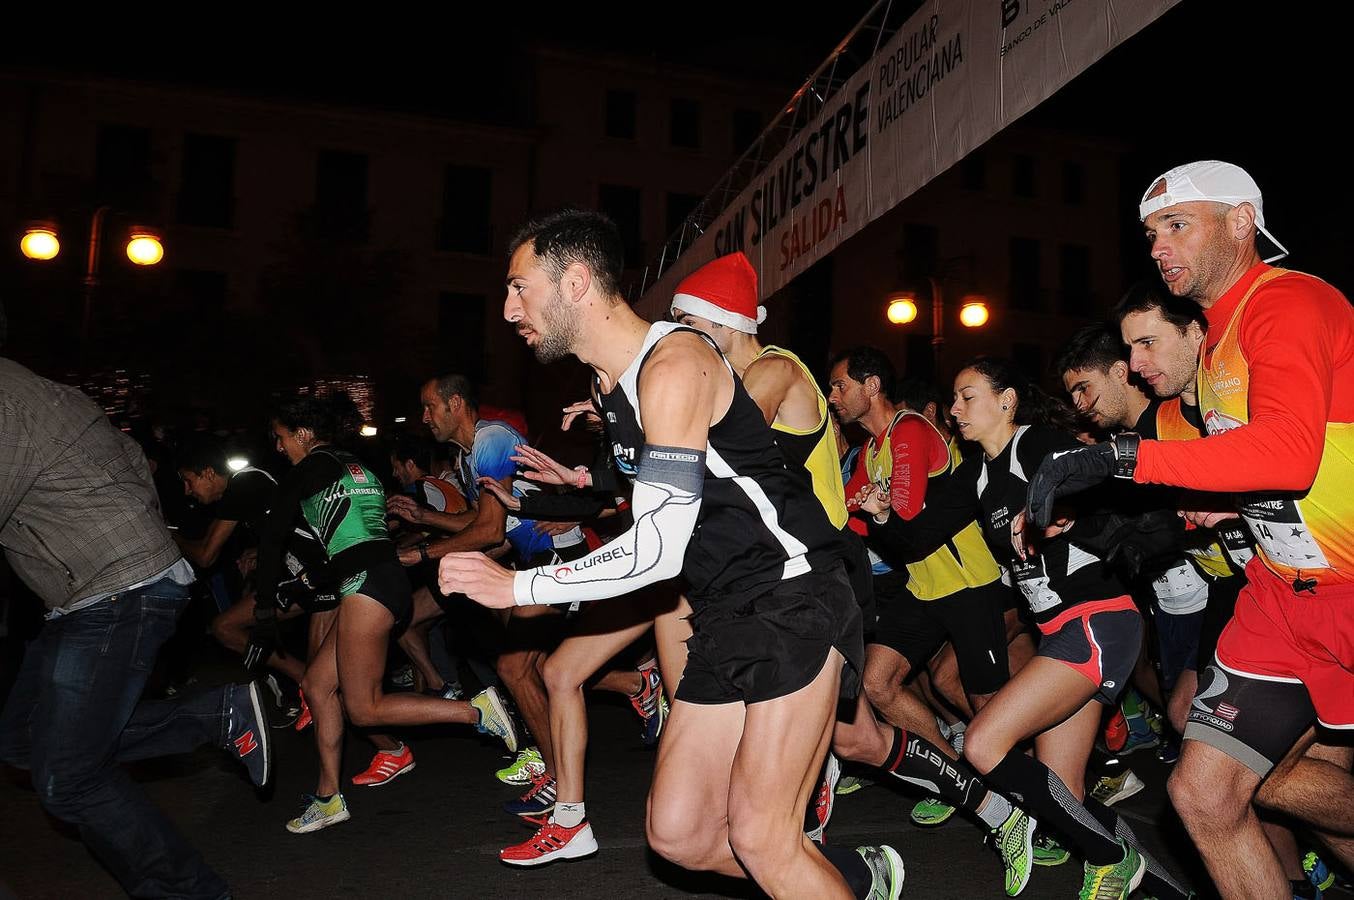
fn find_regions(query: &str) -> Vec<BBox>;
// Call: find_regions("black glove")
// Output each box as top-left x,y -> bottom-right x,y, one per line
243,604 -> 283,672
1027,434 -> 1140,529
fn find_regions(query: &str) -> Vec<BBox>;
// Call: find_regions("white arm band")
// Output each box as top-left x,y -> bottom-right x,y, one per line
513,444 -> 704,606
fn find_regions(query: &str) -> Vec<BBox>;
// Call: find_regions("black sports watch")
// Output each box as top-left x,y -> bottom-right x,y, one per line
1112,432 -> 1140,479
417,540 -> 431,562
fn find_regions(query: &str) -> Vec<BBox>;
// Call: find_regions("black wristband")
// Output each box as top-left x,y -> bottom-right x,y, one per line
1113,432 -> 1140,479
417,541 -> 430,562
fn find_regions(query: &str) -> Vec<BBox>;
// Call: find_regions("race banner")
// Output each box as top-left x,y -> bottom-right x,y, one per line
637,0 -> 1180,316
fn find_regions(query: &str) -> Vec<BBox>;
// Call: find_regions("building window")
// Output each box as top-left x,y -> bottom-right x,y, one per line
1009,237 -> 1042,310
438,293 -> 487,384
439,165 -> 492,254
733,108 -> 762,155
177,133 -> 235,228
314,149 -> 369,243
175,269 -> 228,317
665,192 -> 703,241
1012,154 -> 1037,198
95,124 -> 153,214
960,152 -> 986,191
1059,244 -> 1092,314
1062,161 -> 1085,205
670,98 -> 701,149
899,224 -> 939,285
599,184 -> 643,265
605,90 -> 637,140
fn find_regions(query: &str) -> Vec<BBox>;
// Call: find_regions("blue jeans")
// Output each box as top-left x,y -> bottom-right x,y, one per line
0,576 -> 231,899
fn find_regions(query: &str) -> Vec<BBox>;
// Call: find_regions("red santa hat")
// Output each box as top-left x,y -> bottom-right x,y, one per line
671,252 -> 766,334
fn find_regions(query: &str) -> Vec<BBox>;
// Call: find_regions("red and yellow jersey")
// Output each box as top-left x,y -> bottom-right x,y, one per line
1138,264 -> 1354,589
851,410 -> 1000,599
1154,399 -> 1238,579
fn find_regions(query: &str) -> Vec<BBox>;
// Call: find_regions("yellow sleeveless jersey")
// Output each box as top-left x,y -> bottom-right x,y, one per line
864,409 -> 1000,599
756,346 -> 848,529
1198,268 -> 1354,587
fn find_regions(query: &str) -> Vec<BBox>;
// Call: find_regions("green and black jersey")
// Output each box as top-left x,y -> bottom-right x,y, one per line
256,446 -> 397,607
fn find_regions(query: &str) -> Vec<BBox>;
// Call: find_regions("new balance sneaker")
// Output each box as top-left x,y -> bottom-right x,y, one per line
472,686 -> 520,752
857,845 -> 905,900
500,819 -> 598,867
805,752 -> 841,844
910,796 -> 957,827
286,793 -> 350,834
504,772 -> 557,818
1033,832 -> 1071,867
836,774 -> 870,796
1090,769 -> 1145,807
294,689 -> 313,732
352,744 -> 415,786
628,667 -> 668,746
223,682 -> 272,788
991,808 -> 1035,896
1079,841 -> 1144,900
1304,851 -> 1335,893
496,746 -> 547,785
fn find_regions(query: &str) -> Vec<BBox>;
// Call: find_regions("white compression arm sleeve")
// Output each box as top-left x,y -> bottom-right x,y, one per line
513,444 -> 704,606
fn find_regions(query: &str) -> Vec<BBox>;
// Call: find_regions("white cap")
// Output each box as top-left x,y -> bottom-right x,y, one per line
1139,160 -> 1288,263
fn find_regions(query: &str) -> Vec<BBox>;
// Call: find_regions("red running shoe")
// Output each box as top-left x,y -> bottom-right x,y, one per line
294,690 -> 313,732
352,744 -> 416,786
1102,708 -> 1128,754
500,819 -> 598,867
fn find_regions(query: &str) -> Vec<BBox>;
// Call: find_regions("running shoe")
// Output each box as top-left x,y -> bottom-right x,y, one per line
857,845 -> 905,900
836,774 -> 870,796
389,663 -> 415,690
1292,877 -> 1323,900
1033,832 -> 1070,867
1101,709 -> 1129,754
910,796 -> 956,827
1304,851 -> 1334,892
471,686 -> 520,752
1156,734 -> 1181,764
949,725 -> 966,755
504,772 -> 557,818
294,689 -> 313,732
286,793 -> 350,834
628,667 -> 668,746
805,753 -> 841,844
1079,841 -> 1144,900
990,808 -> 1036,897
352,744 -> 415,786
500,819 -> 598,866
223,682 -> 272,788
422,680 -> 465,700
497,746 -> 547,785
1090,769 -> 1146,806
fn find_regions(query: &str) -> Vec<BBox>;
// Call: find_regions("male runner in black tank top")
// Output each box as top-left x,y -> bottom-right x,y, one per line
440,210 -> 901,899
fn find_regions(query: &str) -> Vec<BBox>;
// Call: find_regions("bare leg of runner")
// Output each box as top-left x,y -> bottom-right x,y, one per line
301,612 -> 343,797
496,605 -> 560,773
396,586 -> 446,692
211,592 -> 307,684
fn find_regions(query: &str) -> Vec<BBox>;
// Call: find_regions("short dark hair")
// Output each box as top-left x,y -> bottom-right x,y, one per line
509,208 -> 626,300
1053,323 -> 1126,377
176,433 -> 228,476
1112,280 -> 1208,333
895,376 -> 945,415
962,355 -> 1081,433
429,374 -> 478,411
389,433 -> 434,473
830,346 -> 896,401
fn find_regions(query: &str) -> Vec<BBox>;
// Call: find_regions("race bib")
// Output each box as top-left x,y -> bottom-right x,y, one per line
1012,558 -> 1061,614
1237,494 -> 1330,571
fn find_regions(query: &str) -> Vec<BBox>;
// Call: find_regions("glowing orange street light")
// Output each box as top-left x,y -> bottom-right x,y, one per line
959,299 -> 990,328
886,294 -> 919,325
20,226 -> 60,260
125,231 -> 164,266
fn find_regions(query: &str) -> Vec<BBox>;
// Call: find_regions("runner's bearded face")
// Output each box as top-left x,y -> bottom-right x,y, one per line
1144,198 -> 1239,303
1121,308 -> 1203,399
504,244 -> 579,364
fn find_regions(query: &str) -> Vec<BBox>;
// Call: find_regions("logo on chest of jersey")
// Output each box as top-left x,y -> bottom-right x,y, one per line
1202,408 -> 1245,436
347,464 -> 368,484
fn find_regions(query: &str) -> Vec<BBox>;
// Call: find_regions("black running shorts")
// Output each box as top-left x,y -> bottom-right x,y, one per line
873,577 -> 1012,696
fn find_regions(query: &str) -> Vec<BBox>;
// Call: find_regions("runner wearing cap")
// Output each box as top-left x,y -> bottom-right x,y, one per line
1027,160 -> 1354,897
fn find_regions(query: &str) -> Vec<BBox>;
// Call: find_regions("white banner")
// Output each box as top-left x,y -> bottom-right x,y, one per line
638,0 -> 1180,316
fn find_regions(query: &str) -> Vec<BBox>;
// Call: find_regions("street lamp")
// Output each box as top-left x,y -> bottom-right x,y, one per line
885,276 -> 989,371
18,208 -> 165,348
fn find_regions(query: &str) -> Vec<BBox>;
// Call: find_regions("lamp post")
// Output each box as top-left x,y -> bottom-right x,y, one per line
20,207 -> 165,349
885,276 -> 989,373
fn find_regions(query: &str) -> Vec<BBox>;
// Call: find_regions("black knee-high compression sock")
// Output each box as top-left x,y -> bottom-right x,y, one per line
1085,796 -> 1191,899
881,727 -> 1011,826
819,844 -> 874,899
985,751 -> 1122,866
